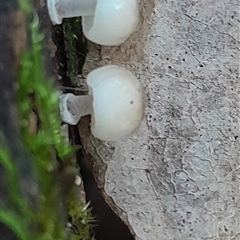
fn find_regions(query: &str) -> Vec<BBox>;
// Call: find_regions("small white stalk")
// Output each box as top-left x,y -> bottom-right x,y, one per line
48,0 -> 97,24
59,93 -> 92,125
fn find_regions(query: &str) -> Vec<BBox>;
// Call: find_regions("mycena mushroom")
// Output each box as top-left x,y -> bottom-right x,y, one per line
59,65 -> 145,141
47,0 -> 139,45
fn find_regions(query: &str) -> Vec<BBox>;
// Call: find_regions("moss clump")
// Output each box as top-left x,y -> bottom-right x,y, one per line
0,1 -> 92,239
0,143 -> 32,240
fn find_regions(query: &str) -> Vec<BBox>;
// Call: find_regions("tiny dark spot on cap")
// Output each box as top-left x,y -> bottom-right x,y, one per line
130,101 -> 134,104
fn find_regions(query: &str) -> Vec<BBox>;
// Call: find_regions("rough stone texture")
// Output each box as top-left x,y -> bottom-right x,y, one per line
79,0 -> 240,239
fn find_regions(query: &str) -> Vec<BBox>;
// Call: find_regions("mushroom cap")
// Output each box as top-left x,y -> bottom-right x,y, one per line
82,0 -> 139,46
87,65 -> 144,141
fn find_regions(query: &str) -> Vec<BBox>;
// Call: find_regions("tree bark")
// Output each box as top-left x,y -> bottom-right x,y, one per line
0,1 -> 67,239
0,1 -> 37,238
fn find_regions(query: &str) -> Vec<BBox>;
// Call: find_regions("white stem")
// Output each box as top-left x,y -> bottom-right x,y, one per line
67,94 -> 93,117
48,0 -> 97,24
59,93 -> 93,125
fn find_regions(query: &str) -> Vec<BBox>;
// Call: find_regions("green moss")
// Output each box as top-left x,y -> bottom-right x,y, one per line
0,144 -> 31,240
18,11 -> 71,240
67,189 -> 94,240
0,1 -> 92,240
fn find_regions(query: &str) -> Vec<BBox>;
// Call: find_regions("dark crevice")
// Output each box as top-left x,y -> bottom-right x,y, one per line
70,126 -> 134,240
52,21 -> 134,240
52,24 -> 73,88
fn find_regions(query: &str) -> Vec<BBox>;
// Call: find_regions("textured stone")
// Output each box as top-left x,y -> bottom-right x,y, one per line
79,0 -> 240,239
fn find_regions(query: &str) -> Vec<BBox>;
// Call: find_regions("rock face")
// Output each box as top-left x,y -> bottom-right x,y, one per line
80,0 -> 240,239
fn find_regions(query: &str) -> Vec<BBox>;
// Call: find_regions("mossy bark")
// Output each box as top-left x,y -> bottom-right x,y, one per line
0,1 -> 37,238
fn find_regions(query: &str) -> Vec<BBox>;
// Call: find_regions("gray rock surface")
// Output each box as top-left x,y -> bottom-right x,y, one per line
80,0 -> 240,239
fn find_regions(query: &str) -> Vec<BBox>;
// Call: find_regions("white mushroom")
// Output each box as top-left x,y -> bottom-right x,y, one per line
47,0 -> 139,45
59,65 -> 145,141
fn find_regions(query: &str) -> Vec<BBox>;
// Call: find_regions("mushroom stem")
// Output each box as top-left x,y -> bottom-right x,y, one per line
59,93 -> 93,125
67,94 -> 93,117
48,0 -> 97,24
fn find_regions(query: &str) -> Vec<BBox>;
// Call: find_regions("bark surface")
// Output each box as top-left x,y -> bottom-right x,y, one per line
79,0 -> 240,239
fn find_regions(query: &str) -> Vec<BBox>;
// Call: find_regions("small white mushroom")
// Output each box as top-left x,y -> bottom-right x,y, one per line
59,65 -> 145,141
47,0 -> 139,45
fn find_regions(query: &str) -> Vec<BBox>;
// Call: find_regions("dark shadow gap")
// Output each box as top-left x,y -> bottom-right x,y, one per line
70,126 -> 134,240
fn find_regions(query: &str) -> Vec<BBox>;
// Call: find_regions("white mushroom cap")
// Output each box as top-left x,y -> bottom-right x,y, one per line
87,65 -> 144,141
82,0 -> 139,46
